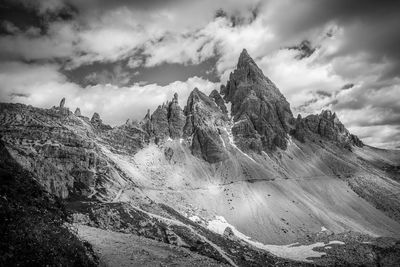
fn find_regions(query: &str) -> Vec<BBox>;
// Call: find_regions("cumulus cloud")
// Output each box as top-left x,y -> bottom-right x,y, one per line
0,61 -> 217,125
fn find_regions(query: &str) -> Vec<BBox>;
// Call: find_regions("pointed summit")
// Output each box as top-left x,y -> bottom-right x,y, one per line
221,49 -> 294,151
238,49 -> 255,67
236,49 -> 265,82
238,48 -> 251,64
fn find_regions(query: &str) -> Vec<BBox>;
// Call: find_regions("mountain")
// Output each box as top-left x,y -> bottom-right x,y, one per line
1,50 -> 400,266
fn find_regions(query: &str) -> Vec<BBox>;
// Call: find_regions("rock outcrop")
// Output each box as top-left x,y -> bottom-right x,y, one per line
223,227 -> 238,241
140,109 -> 153,135
0,140 -> 98,266
167,93 -> 186,139
183,88 -> 228,163
142,93 -> 186,142
75,108 -> 81,117
291,110 -> 363,148
60,97 -> 66,108
0,103 -> 116,199
150,104 -> 170,140
91,112 -> 112,131
221,49 -> 294,151
209,89 -> 228,114
55,97 -> 70,116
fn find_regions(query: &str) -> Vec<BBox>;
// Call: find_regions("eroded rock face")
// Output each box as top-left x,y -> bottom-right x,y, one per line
0,102 -> 143,199
151,104 -> 170,139
168,93 -> 186,139
223,227 -> 237,241
75,108 -> 81,117
0,103 -> 109,199
91,112 -> 112,131
60,97 -> 66,108
292,110 -> 363,148
209,89 -> 227,114
221,49 -> 294,151
183,88 -> 228,163
143,93 -> 186,141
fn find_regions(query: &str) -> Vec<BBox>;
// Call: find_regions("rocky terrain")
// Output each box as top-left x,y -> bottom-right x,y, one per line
1,49 -> 400,266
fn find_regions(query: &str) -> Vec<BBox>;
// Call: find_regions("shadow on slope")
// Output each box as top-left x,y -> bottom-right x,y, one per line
0,140 -> 98,266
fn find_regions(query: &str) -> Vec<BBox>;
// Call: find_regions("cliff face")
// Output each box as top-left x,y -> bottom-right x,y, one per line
183,88 -> 229,163
221,49 -> 362,152
291,110 -> 363,149
146,93 -> 186,142
0,102 -> 140,200
221,49 -> 294,151
0,140 -> 98,266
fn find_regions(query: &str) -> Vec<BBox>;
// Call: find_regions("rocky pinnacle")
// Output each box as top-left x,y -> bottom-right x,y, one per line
221,49 -> 294,151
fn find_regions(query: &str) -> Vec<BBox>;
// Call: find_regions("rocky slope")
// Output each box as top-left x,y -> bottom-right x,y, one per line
0,140 -> 98,266
1,49 -> 400,266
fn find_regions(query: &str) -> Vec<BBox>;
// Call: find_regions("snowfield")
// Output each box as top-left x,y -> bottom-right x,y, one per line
207,215 -> 346,262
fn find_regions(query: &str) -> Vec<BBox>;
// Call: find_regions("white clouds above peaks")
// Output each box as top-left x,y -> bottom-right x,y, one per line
0,61 -> 216,126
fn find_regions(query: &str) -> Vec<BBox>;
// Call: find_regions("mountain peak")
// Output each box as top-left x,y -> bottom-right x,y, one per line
221,48 -> 294,151
238,48 -> 251,63
237,49 -> 262,75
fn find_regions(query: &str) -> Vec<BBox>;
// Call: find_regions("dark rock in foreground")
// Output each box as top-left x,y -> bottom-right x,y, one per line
0,140 -> 98,267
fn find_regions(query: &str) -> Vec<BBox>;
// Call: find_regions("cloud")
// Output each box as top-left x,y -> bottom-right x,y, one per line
0,21 -> 77,61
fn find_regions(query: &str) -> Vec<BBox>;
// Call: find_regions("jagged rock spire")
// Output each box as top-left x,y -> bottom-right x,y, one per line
173,92 -> 179,103
91,112 -> 100,122
221,48 -> 294,151
145,109 -> 151,119
168,92 -> 185,138
59,97 -> 65,108
90,112 -> 111,131
209,89 -> 227,114
74,108 -> 81,116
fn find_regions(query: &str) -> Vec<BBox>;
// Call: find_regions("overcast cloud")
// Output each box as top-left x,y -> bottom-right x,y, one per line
0,0 -> 399,148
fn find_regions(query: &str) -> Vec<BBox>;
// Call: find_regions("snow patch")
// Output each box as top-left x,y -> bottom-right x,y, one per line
320,226 -> 328,232
328,240 -> 345,245
189,216 -> 201,223
207,216 -> 251,240
219,135 -> 226,148
207,215 -> 328,263
226,102 -> 232,118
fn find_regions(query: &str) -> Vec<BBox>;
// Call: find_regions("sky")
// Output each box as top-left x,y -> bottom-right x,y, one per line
0,0 -> 399,149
